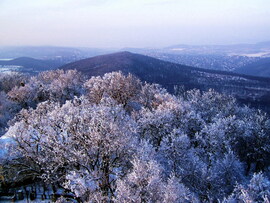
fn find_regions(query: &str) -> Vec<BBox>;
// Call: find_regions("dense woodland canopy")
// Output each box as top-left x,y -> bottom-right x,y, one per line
0,70 -> 270,202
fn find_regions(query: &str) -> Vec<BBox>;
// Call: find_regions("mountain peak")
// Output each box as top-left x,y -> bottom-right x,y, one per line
60,51 -> 177,78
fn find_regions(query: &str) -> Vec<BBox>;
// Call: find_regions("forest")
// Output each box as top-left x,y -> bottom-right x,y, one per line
0,70 -> 270,202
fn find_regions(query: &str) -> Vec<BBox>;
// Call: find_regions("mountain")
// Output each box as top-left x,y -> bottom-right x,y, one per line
235,57 -> 270,78
0,57 -> 64,74
61,51 -> 197,87
61,51 -> 270,112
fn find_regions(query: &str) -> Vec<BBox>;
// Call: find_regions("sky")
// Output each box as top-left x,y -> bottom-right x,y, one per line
0,0 -> 270,48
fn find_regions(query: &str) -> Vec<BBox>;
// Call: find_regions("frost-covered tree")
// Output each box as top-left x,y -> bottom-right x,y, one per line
0,91 -> 19,135
158,127 -> 244,201
195,116 -> 244,162
232,110 -> 270,173
2,71 -> 270,202
209,151 -> 245,199
115,157 -> 165,203
224,173 -> 270,203
137,93 -> 204,148
84,72 -> 142,107
0,72 -> 28,93
8,69 -> 85,108
138,106 -> 175,147
7,96 -> 138,201
37,69 -> 86,103
184,89 -> 237,123
115,155 -> 198,203
158,129 -> 192,176
138,83 -> 173,110
163,175 -> 199,203
159,135 -> 210,200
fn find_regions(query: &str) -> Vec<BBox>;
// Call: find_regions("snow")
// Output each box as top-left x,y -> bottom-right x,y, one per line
0,133 -> 17,161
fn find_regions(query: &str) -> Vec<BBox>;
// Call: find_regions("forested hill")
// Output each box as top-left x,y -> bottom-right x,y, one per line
235,57 -> 270,78
61,51 -> 270,112
0,57 -> 63,73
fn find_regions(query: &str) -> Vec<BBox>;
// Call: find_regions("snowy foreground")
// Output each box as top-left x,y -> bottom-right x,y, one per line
0,70 -> 270,202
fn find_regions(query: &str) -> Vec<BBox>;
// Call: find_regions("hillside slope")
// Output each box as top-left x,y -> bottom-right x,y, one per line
0,57 -> 63,73
235,57 -> 270,77
61,51 -> 270,112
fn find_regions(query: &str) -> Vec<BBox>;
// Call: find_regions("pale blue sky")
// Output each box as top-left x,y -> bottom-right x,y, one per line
0,0 -> 269,48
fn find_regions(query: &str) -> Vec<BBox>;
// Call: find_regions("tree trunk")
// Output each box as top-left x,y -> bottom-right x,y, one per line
101,155 -> 110,199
